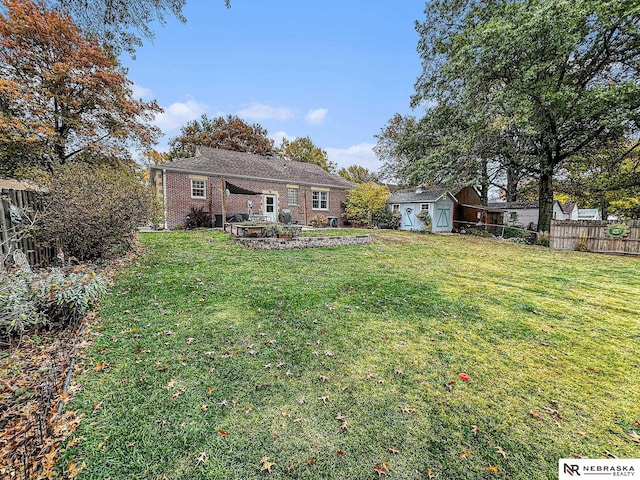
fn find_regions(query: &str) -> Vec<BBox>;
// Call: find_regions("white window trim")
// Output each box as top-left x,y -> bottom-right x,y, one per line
287,187 -> 299,206
191,178 -> 206,199
312,190 -> 329,210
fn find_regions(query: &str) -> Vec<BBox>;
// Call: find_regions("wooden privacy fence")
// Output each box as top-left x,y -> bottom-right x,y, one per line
0,184 -> 56,268
550,219 -> 640,255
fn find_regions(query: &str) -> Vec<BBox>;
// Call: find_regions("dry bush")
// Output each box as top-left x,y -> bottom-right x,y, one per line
36,162 -> 159,260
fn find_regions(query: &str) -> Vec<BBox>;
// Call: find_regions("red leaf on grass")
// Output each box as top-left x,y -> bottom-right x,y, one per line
458,373 -> 471,382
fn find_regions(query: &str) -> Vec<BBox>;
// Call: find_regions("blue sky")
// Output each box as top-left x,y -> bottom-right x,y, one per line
124,1 -> 426,172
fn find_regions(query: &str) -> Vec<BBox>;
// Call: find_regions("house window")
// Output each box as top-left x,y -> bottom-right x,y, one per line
420,203 -> 429,211
392,204 -> 400,213
312,190 -> 329,210
287,187 -> 299,205
191,179 -> 206,199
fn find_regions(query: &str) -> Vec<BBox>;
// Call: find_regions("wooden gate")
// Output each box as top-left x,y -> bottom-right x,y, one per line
1,181 -> 56,268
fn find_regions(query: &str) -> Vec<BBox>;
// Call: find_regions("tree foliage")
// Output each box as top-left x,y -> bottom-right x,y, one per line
0,0 -> 161,175
409,0 -> 640,231
53,0 -> 231,55
276,136 -> 336,173
168,114 -> 274,159
338,165 -> 380,184
343,182 -> 391,228
36,162 -> 159,260
557,138 -> 640,218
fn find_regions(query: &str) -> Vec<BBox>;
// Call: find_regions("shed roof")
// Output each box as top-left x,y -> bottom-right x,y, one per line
488,201 -> 539,210
388,186 -> 457,204
155,147 -> 353,189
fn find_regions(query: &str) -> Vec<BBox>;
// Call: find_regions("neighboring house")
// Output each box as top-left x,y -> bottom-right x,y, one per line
577,208 -> 602,220
387,186 -> 457,233
558,203 -> 579,220
150,147 -> 354,229
488,200 -> 578,229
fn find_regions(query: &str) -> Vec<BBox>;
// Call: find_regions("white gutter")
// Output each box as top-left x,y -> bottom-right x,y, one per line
162,168 -> 168,230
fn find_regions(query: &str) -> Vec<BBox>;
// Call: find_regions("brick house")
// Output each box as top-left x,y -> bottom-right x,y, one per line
150,147 -> 354,229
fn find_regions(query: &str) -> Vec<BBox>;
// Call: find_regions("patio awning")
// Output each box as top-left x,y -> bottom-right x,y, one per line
225,180 -> 260,195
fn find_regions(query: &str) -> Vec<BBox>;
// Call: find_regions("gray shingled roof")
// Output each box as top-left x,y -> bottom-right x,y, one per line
155,147 -> 353,189
388,186 -> 455,204
488,201 -> 539,209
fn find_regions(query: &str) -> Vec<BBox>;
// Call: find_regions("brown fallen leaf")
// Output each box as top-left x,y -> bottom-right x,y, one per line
92,401 -> 103,412
630,431 -> 640,444
336,450 -> 346,456
471,425 -> 480,437
207,386 -> 215,394
245,405 -> 253,414
388,447 -> 400,455
288,464 -> 295,472
218,429 -> 229,437
260,456 -> 276,473
201,404 -> 208,412
427,469 -> 436,479
494,446 -> 507,459
529,410 -> 543,420
488,465 -> 499,474
93,361 -> 109,372
319,395 -> 330,404
460,449 -> 470,459
171,387 -> 186,398
306,459 -> 316,465
374,462 -> 390,476
399,406 -> 415,414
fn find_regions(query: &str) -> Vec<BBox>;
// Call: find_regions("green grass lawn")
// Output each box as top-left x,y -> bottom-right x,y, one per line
62,230 -> 640,479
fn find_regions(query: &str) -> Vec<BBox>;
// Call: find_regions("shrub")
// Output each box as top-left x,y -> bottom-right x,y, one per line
36,163 -> 159,261
343,182 -> 391,228
0,268 -> 106,340
466,228 -> 493,237
185,206 -> 211,229
309,215 -> 328,228
536,231 -> 551,247
575,232 -> 589,251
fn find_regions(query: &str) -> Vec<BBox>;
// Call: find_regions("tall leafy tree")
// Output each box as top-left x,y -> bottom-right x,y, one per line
53,0 -> 231,55
338,165 -> 380,184
557,138 -> 640,219
0,0 -> 161,175
412,0 -> 640,231
276,136 -> 336,173
343,182 -> 391,228
374,113 -> 416,184
168,114 -> 274,159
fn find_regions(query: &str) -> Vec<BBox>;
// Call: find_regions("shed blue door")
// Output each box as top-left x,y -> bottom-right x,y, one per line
403,206 -> 415,229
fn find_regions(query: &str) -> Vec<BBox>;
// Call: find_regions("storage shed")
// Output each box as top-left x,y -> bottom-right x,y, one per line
388,186 -> 457,233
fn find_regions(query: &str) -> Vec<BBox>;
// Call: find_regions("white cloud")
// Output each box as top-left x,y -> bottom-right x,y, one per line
153,99 -> 207,133
236,103 -> 294,121
270,130 -> 295,146
304,108 -> 328,125
325,143 -> 381,172
131,82 -> 154,100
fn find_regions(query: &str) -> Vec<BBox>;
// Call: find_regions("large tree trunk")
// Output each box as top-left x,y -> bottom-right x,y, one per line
505,161 -> 519,202
479,159 -> 489,205
537,164 -> 554,232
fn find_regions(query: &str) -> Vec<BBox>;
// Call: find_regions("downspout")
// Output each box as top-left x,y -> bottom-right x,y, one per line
162,168 -> 168,230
